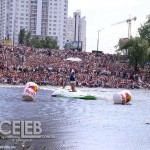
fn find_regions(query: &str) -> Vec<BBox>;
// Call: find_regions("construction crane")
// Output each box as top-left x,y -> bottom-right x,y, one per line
111,17 -> 137,39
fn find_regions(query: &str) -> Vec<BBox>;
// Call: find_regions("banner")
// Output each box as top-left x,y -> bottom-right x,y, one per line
0,40 -> 12,46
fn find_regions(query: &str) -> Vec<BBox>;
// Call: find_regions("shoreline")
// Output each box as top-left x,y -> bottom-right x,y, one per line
0,83 -> 149,91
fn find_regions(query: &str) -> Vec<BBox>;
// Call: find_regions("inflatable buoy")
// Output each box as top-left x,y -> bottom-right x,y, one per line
113,90 -> 132,104
22,82 -> 38,101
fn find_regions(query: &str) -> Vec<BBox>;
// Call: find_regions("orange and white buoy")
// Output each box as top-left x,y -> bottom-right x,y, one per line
113,90 -> 132,104
22,82 -> 38,101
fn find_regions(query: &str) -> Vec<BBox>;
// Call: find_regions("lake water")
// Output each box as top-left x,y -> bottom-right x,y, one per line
0,85 -> 150,150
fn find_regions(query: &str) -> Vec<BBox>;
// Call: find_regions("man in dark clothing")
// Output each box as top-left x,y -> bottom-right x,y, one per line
70,69 -> 76,92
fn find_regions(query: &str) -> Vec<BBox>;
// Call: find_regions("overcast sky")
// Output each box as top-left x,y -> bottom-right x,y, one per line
68,0 -> 150,53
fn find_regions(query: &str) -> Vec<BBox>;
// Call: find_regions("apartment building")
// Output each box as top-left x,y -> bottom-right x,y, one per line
66,10 -> 86,51
0,0 -> 68,49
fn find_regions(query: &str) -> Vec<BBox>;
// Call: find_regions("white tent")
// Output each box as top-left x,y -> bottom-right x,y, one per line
66,57 -> 82,62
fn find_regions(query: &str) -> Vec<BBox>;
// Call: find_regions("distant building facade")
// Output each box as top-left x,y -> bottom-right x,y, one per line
66,10 -> 86,51
0,0 -> 68,49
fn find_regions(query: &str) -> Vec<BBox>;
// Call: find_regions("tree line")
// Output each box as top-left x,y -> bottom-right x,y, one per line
117,14 -> 150,72
19,29 -> 59,49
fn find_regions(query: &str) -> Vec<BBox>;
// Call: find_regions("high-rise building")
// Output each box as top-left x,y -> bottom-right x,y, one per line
66,10 -> 86,51
0,0 -> 68,49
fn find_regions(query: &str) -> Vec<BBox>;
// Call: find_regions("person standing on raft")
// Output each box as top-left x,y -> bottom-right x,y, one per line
70,69 -> 76,92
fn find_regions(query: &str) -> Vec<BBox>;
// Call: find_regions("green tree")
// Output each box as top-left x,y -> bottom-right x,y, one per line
51,38 -> 59,49
118,37 -> 130,55
30,36 -> 41,48
18,29 -> 59,49
147,48 -> 150,62
119,37 -> 149,71
43,36 -> 59,49
19,29 -> 26,45
44,36 -> 53,48
138,14 -> 150,46
40,38 -> 45,48
25,31 -> 31,47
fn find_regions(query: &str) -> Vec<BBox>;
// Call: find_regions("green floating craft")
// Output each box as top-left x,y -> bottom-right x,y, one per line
52,86 -> 96,100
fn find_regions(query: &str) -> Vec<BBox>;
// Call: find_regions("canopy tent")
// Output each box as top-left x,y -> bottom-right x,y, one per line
65,57 -> 82,62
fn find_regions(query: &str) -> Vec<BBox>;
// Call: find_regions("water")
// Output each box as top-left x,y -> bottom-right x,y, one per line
0,85 -> 150,150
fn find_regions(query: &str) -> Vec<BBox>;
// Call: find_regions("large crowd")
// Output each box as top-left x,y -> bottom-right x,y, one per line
0,44 -> 150,89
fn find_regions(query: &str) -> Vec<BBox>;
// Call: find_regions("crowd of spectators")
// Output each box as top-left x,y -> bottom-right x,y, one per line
0,44 -> 150,89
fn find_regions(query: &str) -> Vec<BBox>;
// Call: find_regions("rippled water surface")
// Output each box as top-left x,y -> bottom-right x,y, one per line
0,85 -> 150,150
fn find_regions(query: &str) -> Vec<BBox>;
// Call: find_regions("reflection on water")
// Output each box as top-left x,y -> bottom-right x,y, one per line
0,86 -> 150,150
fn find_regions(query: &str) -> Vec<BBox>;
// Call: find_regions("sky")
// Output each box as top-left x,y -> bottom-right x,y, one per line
68,0 -> 150,53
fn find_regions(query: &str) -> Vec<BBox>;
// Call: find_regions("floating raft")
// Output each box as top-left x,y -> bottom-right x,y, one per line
52,86 -> 96,100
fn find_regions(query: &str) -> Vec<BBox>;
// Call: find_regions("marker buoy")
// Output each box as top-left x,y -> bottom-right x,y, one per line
113,90 -> 132,104
22,82 -> 38,101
